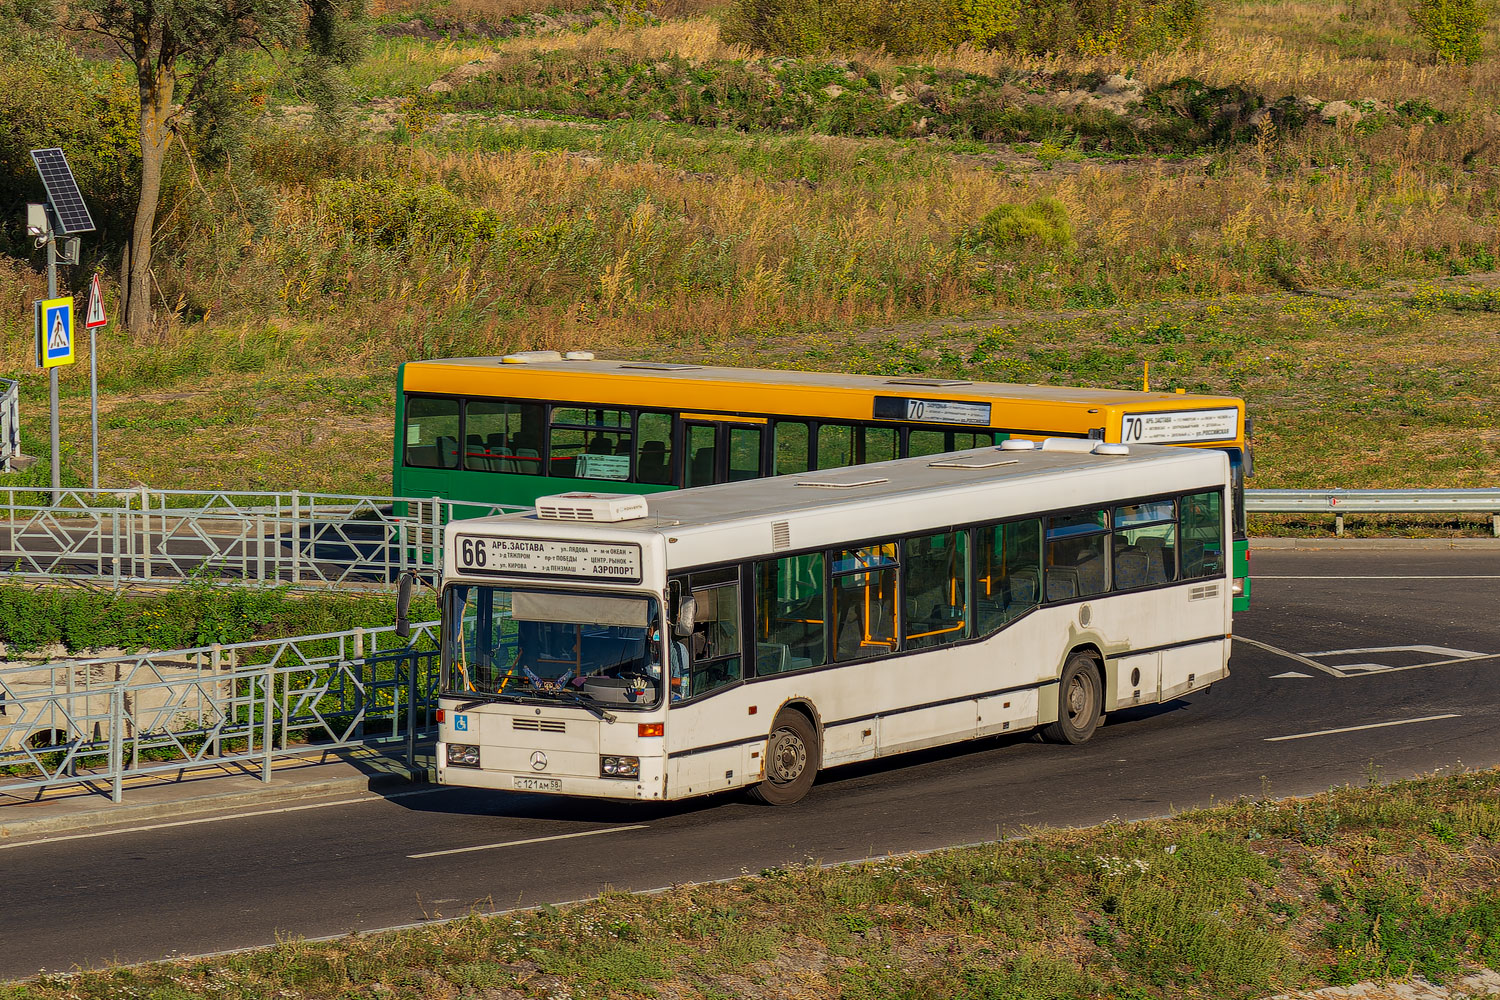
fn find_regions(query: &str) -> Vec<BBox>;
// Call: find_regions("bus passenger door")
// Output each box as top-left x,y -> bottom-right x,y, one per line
681,418 -> 765,488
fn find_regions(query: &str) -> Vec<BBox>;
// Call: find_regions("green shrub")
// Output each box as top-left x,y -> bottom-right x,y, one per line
316,176 -> 501,250
974,196 -> 1076,251
1406,0 -> 1487,64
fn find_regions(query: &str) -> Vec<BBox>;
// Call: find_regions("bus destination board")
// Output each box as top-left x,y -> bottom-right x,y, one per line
455,536 -> 641,581
873,395 -> 991,426
1119,407 -> 1239,444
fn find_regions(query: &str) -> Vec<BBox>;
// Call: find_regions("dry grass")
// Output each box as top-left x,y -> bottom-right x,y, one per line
464,0 -> 1500,107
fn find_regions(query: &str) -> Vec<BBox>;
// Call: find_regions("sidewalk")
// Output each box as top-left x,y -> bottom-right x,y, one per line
0,745 -> 435,842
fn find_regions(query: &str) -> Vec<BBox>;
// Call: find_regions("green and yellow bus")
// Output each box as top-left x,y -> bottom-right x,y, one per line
394,352 -> 1253,608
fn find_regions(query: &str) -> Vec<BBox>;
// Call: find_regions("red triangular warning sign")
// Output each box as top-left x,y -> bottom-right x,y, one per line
85,273 -> 108,328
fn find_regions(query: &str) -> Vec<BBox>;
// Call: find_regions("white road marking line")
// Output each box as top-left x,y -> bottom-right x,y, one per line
1304,644 -> 1486,658
1270,671 -> 1314,679
1265,714 -> 1460,742
1258,575 -> 1500,580
1235,637 -> 1346,676
0,786 -> 448,851
409,824 -> 648,859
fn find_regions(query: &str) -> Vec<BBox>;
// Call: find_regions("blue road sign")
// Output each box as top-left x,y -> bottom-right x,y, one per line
36,296 -> 74,369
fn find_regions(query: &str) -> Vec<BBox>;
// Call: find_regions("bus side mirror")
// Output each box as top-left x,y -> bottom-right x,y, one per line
673,595 -> 696,637
396,571 -> 415,639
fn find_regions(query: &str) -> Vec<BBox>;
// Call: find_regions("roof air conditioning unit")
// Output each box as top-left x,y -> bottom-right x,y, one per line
536,493 -> 649,522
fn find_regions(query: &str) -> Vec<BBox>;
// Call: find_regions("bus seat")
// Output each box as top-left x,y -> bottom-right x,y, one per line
436,435 -> 460,469
466,434 -> 493,472
1007,569 -> 1039,607
1075,555 -> 1106,595
689,447 -> 714,486
638,441 -> 669,484
757,642 -> 790,674
587,435 -> 613,455
1046,567 -> 1079,602
1115,549 -> 1150,589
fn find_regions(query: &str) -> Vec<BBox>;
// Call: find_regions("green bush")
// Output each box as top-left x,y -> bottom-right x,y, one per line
1406,0 -> 1487,64
0,583 -> 436,655
316,176 -> 501,250
974,196 -> 1076,251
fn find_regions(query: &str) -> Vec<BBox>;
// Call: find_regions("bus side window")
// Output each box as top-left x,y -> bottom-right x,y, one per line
908,429 -> 996,458
831,544 -> 898,661
550,407 -> 632,481
754,553 -> 826,674
861,426 -> 897,464
1045,510 -> 1109,600
1113,499 -> 1176,589
636,412 -> 673,485
681,576 -> 742,700
773,420 -> 810,475
816,424 -> 853,470
973,519 -> 1041,634
902,530 -> 968,650
1180,491 -> 1224,578
404,396 -> 461,469
465,400 -> 544,475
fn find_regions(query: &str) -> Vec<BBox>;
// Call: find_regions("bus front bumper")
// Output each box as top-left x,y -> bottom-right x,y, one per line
437,746 -> 667,801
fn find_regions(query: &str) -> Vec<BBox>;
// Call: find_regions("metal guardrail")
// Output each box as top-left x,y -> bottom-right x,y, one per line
0,622 -> 441,803
1246,489 -> 1500,536
0,487 -> 523,588
0,379 -> 19,473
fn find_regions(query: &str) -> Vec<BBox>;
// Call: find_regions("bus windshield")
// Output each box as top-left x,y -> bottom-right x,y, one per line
443,585 -> 665,709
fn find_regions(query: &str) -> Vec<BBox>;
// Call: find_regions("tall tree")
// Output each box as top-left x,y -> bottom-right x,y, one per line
71,0 -> 364,334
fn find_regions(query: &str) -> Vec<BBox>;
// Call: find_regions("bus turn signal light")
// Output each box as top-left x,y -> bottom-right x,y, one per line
638,723 -> 664,738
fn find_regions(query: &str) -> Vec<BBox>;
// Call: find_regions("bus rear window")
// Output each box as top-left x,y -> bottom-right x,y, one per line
404,397 -> 461,469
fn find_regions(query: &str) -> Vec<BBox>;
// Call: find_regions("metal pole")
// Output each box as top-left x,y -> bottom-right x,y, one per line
90,325 -> 98,490
47,237 -> 59,505
406,651 -> 419,778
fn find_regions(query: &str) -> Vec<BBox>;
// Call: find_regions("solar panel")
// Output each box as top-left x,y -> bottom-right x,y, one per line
29,148 -> 96,235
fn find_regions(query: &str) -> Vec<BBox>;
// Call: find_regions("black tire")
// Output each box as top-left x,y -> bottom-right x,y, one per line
748,709 -> 820,805
1041,652 -> 1103,745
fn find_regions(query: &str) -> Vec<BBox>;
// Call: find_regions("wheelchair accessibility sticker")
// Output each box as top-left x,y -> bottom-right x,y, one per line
454,714 -> 469,731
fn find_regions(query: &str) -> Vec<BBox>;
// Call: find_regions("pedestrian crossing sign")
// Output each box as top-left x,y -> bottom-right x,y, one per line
34,296 -> 74,369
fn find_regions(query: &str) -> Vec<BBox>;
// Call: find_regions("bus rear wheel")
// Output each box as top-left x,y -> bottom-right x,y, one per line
1042,652 -> 1102,745
749,710 -> 819,806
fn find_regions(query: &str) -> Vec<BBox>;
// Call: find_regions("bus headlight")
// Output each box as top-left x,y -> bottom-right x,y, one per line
600,755 -> 639,778
446,743 -> 480,767
1231,579 -> 1245,596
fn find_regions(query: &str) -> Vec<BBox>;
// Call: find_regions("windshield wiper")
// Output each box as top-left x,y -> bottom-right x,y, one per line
537,687 -> 618,723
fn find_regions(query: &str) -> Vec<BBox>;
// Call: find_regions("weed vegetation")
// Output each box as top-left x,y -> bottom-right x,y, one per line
0,0 -> 1496,521
4,767 -> 1500,997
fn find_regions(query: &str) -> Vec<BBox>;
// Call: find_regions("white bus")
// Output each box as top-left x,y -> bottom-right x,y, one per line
424,438 -> 1232,805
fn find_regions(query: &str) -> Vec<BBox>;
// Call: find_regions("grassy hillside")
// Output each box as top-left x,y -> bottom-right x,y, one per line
0,0 -> 1496,523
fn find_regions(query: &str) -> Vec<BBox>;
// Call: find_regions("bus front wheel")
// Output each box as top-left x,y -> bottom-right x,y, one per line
1042,652 -> 1103,745
749,710 -> 820,806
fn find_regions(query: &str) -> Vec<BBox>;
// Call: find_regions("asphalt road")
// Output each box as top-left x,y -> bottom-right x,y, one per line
3,549 -> 1498,979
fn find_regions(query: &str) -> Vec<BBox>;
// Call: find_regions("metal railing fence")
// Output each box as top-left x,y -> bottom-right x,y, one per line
1246,488 -> 1500,537
0,379 -> 18,473
0,487 -> 522,588
0,486 -> 1493,592
0,622 -> 441,803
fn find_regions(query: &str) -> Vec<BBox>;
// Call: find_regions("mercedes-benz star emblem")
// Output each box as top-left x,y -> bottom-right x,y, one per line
530,751 -> 548,771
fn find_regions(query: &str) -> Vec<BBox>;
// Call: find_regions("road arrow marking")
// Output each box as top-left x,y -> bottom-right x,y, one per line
1270,671 -> 1313,679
